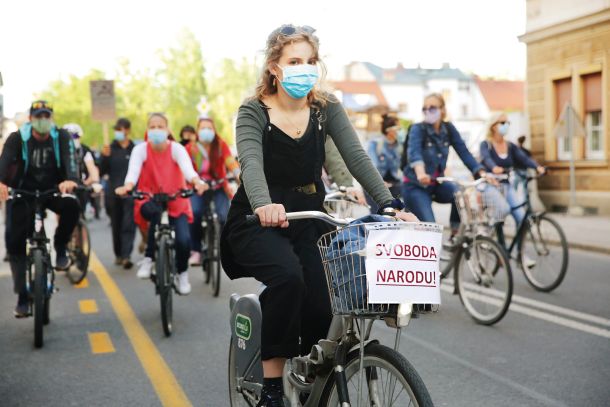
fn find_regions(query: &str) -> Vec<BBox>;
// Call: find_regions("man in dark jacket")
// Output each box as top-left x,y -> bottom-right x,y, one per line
0,100 -> 80,317
101,117 -> 136,269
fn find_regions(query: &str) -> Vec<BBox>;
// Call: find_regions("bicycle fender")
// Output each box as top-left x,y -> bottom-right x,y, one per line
230,294 -> 263,384
347,339 -> 380,355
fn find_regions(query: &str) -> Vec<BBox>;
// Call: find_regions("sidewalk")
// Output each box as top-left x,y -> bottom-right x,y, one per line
432,203 -> 610,255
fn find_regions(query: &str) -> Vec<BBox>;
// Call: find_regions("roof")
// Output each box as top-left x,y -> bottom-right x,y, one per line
330,80 -> 388,108
360,62 -> 472,84
475,78 -> 525,111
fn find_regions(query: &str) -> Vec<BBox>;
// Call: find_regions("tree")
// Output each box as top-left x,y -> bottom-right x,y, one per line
207,58 -> 258,143
158,28 -> 207,135
38,70 -> 106,148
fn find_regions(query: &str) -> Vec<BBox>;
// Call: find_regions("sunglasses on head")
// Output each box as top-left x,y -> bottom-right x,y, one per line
422,106 -> 440,113
278,24 -> 316,36
32,101 -> 53,110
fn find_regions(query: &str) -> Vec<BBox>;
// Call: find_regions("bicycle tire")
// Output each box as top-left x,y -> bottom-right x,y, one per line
228,337 -> 259,407
32,249 -> 46,348
519,214 -> 569,292
455,235 -> 512,325
67,220 -> 90,285
210,216 -> 221,297
202,218 -> 211,284
157,234 -> 173,337
319,343 -> 433,407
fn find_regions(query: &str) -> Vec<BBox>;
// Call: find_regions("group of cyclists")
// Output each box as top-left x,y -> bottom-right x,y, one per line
0,24 -> 546,407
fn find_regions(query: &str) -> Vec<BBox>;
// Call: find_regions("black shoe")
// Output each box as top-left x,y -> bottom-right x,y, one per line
14,293 -> 30,318
122,258 -> 133,270
256,386 -> 285,407
55,246 -> 70,270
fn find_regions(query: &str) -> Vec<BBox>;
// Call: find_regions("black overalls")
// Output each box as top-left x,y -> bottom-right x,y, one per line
220,102 -> 333,360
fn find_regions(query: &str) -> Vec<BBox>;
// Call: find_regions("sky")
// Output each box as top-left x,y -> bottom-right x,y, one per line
0,0 -> 526,117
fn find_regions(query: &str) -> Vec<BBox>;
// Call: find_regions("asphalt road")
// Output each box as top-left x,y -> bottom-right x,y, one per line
0,215 -> 609,407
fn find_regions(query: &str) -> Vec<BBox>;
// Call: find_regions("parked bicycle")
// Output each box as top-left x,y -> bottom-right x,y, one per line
436,176 -> 513,325
229,211 -> 435,406
130,189 -> 194,336
8,188 -> 79,348
490,172 -> 569,292
200,179 -> 225,297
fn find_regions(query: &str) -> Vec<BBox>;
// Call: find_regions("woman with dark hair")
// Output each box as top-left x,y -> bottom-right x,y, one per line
187,117 -> 239,265
220,24 -> 417,406
365,113 -> 404,213
179,125 -> 197,147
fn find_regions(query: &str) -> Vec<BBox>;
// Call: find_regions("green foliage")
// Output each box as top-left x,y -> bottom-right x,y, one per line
35,28 -> 258,149
207,58 -> 258,143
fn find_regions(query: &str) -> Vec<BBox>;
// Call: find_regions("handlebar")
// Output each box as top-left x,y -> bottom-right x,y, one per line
128,189 -> 194,201
246,211 -> 353,227
9,188 -> 61,199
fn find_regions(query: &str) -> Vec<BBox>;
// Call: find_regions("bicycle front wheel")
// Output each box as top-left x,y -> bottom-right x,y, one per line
209,217 -> 221,297
455,235 -> 513,325
157,235 -> 173,337
519,214 -> 568,292
440,228 -> 457,279
32,249 -> 47,348
320,343 -> 433,407
67,220 -> 90,284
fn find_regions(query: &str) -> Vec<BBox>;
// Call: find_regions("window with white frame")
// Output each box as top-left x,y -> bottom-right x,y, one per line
583,73 -> 604,160
586,111 -> 604,159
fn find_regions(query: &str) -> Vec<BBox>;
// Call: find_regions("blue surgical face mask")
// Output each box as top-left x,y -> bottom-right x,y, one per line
198,128 -> 215,144
423,109 -> 441,125
278,64 -> 319,99
148,129 -> 168,145
114,131 -> 125,141
498,122 -> 510,136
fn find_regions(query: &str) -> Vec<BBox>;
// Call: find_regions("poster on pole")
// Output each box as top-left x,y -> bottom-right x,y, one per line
89,80 -> 116,122
365,223 -> 443,304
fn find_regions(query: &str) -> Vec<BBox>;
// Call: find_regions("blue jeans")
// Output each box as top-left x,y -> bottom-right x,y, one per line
190,190 -> 230,252
141,201 -> 190,273
482,183 -> 525,225
402,182 -> 460,229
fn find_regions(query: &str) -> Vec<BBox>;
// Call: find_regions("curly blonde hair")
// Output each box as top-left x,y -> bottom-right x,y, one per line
254,25 -> 329,107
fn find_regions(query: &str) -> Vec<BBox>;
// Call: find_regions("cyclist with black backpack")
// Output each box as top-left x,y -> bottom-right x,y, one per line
401,93 -> 488,231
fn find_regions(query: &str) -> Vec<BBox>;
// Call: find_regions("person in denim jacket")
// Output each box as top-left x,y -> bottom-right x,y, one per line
402,93 -> 486,229
366,114 -> 403,213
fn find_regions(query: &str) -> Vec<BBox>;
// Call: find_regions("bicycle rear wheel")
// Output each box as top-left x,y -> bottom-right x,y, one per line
157,235 -> 173,337
67,220 -> 90,284
320,343 -> 433,407
519,214 -> 568,292
455,235 -> 512,325
32,249 -> 46,348
202,218 -> 211,284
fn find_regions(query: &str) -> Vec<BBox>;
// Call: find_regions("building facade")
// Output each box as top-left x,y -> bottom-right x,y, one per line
520,0 -> 610,214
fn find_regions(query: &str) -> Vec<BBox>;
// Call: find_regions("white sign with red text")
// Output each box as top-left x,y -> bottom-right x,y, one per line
365,223 -> 443,304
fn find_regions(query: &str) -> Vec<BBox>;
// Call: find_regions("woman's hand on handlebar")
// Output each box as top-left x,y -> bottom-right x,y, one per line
115,184 -> 133,197
58,180 -> 78,194
255,204 -> 289,228
394,211 -> 419,222
346,187 -> 366,205
492,166 -> 504,175
193,179 -> 209,196
536,166 -> 546,175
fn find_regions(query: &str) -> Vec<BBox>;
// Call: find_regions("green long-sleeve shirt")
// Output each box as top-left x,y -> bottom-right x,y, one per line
236,96 -> 393,210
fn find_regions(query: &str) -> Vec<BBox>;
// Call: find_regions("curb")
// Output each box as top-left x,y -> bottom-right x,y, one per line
565,242 -> 610,255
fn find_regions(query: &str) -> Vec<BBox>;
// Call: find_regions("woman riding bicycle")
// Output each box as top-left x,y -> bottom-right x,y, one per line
115,113 -> 208,295
402,93 -> 487,231
187,116 -> 239,266
219,24 -> 416,407
479,113 -> 545,226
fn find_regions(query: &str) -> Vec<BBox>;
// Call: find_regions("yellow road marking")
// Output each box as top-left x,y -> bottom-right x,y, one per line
75,277 -> 89,288
79,299 -> 99,314
89,253 -> 193,407
88,332 -> 116,354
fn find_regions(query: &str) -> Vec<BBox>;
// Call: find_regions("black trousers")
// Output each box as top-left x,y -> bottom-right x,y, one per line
228,219 -> 332,360
6,196 -> 80,293
106,195 -> 136,259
